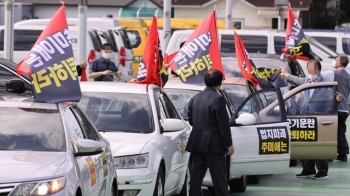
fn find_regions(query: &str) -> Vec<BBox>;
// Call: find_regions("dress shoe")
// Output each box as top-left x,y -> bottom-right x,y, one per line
337,155 -> 347,162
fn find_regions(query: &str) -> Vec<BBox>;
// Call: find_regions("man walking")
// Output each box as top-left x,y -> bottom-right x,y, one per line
280,60 -> 343,179
187,69 -> 234,196
322,54 -> 350,162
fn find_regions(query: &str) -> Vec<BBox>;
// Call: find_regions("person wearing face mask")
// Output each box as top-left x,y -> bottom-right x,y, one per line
321,54 -> 350,162
88,43 -> 122,81
280,60 -> 343,180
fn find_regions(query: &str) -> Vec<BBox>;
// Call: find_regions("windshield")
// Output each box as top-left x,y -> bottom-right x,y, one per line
164,89 -> 200,120
79,93 -> 153,134
0,107 -> 65,151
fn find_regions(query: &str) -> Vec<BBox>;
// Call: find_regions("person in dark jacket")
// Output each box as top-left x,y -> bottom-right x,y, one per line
187,69 -> 234,196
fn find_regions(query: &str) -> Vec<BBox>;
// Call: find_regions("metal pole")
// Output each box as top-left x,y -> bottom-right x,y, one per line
225,0 -> 233,29
163,0 -> 171,55
4,0 -> 14,61
78,0 -> 87,62
278,8 -> 283,30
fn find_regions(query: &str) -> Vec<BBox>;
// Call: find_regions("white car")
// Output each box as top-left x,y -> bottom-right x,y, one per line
0,97 -> 118,196
164,78 -> 292,193
78,82 -> 191,196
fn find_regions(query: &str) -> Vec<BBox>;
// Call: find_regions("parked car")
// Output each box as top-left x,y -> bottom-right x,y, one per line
164,78 -> 292,194
78,82 -> 191,196
0,97 -> 118,196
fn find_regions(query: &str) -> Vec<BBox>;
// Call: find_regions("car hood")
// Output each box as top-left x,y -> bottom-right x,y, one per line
0,151 -> 66,183
99,132 -> 155,157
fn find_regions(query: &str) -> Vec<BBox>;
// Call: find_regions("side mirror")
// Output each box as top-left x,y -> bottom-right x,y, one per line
235,113 -> 256,126
74,139 -> 104,157
162,119 -> 185,132
6,78 -> 26,94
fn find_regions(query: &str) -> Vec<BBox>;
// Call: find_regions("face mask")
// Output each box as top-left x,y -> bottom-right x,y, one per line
308,74 -> 318,81
102,52 -> 112,59
332,60 -> 337,68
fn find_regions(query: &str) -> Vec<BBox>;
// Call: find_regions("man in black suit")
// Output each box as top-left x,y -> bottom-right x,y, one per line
187,69 -> 234,196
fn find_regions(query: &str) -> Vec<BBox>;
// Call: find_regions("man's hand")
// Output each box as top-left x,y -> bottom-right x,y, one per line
79,61 -> 87,68
115,71 -> 122,76
279,68 -> 289,77
102,70 -> 111,75
336,91 -> 343,102
227,145 -> 234,156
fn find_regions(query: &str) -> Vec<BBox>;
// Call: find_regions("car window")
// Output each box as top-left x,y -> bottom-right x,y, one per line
0,107 -> 65,151
159,92 -> 181,119
73,107 -> 99,141
165,89 -> 199,120
220,34 -> 268,53
284,86 -> 334,115
313,36 -> 337,52
223,84 -> 250,111
65,108 -> 85,140
79,92 -> 153,134
126,30 -> 141,48
274,36 -> 285,55
0,30 -> 42,51
0,65 -> 31,97
342,38 -> 350,55
234,89 -> 284,124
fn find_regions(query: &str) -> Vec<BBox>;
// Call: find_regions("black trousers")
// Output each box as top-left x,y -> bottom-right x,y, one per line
302,160 -> 328,175
190,152 -> 229,196
337,112 -> 349,155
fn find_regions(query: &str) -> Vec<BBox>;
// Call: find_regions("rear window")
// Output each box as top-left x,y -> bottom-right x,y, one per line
312,36 -> 337,52
0,107 -> 66,151
274,36 -> 285,54
88,31 -> 102,51
342,38 -> 350,55
126,30 -> 141,48
220,35 -> 268,53
0,30 -> 42,51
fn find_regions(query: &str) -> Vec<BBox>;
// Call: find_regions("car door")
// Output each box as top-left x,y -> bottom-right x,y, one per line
154,89 -> 189,192
229,88 -> 291,177
282,82 -> 338,159
72,107 -> 113,196
64,107 -> 103,195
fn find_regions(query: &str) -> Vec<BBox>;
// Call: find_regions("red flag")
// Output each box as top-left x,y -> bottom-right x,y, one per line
283,3 -> 314,60
130,16 -> 168,87
168,11 -> 224,85
16,4 -> 81,103
80,67 -> 88,81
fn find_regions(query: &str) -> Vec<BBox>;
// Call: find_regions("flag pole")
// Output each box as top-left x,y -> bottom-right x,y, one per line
213,6 -> 225,88
155,12 -> 164,90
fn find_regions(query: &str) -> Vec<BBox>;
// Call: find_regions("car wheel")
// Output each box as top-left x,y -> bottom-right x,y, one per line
207,187 -> 216,196
290,160 -> 298,167
247,175 -> 260,184
153,168 -> 165,196
229,175 -> 247,192
178,165 -> 190,196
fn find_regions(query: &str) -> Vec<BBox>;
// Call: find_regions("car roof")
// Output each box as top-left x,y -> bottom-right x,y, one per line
221,53 -> 282,60
224,77 -> 249,85
164,78 -> 206,91
0,97 -> 58,110
79,82 -> 153,94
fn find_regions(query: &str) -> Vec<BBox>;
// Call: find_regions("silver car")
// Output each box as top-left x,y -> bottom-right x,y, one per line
0,98 -> 118,196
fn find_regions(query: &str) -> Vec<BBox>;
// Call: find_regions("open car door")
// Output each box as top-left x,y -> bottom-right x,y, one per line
281,82 -> 338,160
228,88 -> 291,177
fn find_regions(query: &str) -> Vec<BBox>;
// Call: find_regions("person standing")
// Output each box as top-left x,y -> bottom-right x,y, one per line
88,43 -> 122,81
280,60 -> 343,180
187,69 -> 234,196
321,54 -> 350,162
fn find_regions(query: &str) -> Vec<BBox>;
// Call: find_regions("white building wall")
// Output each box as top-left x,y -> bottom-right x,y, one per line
33,5 -> 120,19
174,0 -> 273,29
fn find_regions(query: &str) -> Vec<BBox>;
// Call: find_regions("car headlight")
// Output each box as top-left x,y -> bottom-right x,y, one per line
114,153 -> 149,169
9,177 -> 65,196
